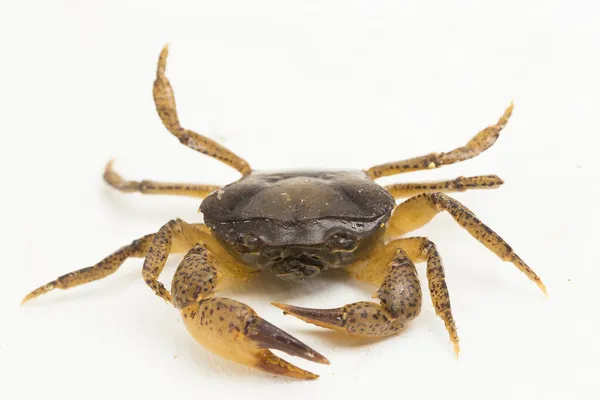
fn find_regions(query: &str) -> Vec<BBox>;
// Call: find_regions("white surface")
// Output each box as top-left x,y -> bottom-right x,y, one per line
2,1 -> 599,399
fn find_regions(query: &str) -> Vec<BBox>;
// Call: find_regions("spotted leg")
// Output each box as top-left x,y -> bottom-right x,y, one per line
141,219 -> 215,302
346,237 -> 460,355
273,248 -> 423,340
366,103 -> 513,179
104,160 -> 220,198
22,233 -> 160,304
384,175 -> 504,198
172,244 -> 329,379
153,45 -> 251,175
21,222 -> 215,304
386,192 -> 546,294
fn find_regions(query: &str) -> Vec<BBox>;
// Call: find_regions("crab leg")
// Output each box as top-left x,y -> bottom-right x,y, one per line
346,237 -> 460,355
384,175 -> 504,198
366,103 -> 513,179
21,222 -> 212,304
386,192 -> 546,294
104,160 -> 220,198
22,233 -> 158,304
173,244 -> 328,379
153,45 -> 251,176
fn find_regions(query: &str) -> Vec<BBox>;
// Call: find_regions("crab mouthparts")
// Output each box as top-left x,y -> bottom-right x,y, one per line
272,255 -> 324,282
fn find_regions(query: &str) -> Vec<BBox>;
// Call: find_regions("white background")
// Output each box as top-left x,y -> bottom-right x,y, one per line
1,1 -> 598,399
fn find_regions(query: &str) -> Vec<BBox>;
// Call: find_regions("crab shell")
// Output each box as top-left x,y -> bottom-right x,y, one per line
200,170 -> 395,280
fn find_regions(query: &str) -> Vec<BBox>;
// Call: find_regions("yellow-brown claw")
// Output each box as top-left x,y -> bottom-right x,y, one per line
272,302 -> 346,332
180,299 -> 328,379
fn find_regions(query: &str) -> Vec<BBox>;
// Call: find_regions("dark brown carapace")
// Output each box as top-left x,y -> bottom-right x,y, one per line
23,45 -> 546,380
201,170 -> 395,282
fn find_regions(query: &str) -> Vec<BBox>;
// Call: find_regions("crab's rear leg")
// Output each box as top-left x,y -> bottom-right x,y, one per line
384,175 -> 504,198
386,192 -> 546,294
153,45 -> 251,176
173,244 -> 329,379
104,160 -> 220,198
366,103 -> 513,179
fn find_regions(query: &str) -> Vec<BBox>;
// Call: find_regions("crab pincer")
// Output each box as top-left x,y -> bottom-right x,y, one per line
180,298 -> 328,379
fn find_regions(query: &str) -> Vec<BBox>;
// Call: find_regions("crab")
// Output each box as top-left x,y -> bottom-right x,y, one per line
22,45 -> 546,380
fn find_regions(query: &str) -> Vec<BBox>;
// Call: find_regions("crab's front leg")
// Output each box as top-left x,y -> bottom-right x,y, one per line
173,243 -> 329,379
274,248 -> 422,338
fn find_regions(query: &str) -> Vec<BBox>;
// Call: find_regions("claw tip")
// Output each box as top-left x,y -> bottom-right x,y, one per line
271,302 -> 289,312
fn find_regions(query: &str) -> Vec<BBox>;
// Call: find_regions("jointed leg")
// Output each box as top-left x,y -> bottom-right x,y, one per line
366,103 -> 513,179
378,237 -> 459,356
21,221 -> 211,304
153,45 -> 251,176
21,234 -> 159,304
274,237 -> 459,356
172,244 -> 328,379
22,233 -> 160,304
273,248 -> 422,339
141,218 -> 211,302
386,192 -> 546,294
385,175 -> 504,198
104,160 -> 219,198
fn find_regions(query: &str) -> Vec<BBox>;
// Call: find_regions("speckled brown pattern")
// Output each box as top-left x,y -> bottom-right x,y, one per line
22,223 -> 218,305
273,249 -> 422,337
142,219 -> 197,303
22,234 -> 156,304
366,103 -> 513,179
171,245 -> 328,378
171,244 -> 218,309
386,192 -> 547,295
385,175 -> 504,198
375,249 -> 422,320
385,237 -> 460,356
153,45 -> 251,176
180,298 -> 328,379
104,159 -> 220,198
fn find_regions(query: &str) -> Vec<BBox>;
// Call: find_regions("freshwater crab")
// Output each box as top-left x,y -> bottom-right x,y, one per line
23,46 -> 546,379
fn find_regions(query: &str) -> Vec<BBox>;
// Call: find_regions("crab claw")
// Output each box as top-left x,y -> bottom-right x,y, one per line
273,301 -> 407,339
272,302 -> 347,331
181,298 -> 329,379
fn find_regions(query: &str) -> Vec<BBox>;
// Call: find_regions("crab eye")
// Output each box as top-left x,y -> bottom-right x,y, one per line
235,234 -> 264,252
326,233 -> 357,251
